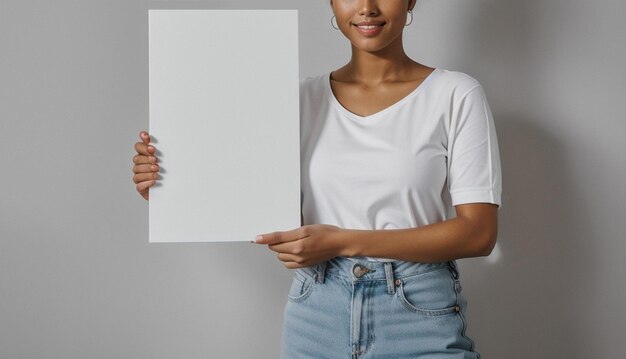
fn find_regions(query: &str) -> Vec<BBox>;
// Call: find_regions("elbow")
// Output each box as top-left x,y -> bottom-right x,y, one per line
477,228 -> 498,257
467,219 -> 498,257
456,204 -> 499,258
479,233 -> 497,257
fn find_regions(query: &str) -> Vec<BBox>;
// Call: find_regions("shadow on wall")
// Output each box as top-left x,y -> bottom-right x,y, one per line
464,117 -> 597,359
431,1 -> 601,358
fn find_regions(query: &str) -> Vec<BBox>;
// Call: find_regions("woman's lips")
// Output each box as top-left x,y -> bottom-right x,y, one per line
353,23 -> 385,37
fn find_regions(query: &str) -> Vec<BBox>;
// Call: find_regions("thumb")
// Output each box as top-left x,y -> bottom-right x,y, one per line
140,131 -> 151,145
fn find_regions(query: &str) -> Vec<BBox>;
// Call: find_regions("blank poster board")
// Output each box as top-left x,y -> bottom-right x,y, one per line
148,9 -> 300,243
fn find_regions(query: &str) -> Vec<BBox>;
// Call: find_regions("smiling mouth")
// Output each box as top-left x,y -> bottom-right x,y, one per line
353,23 -> 386,29
352,22 -> 386,36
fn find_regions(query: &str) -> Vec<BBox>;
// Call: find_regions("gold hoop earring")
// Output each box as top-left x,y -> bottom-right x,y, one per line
405,10 -> 413,26
331,15 -> 339,30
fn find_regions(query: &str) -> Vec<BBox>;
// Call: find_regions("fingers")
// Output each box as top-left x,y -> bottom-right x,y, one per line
133,130 -> 159,199
133,154 -> 157,165
135,130 -> 156,157
132,163 -> 159,174
278,252 -> 310,263
276,253 -> 308,269
277,252 -> 302,263
256,232 -> 286,245
132,170 -> 159,184
132,157 -> 159,184
134,141 -> 156,157
255,227 -> 307,245
136,179 -> 156,196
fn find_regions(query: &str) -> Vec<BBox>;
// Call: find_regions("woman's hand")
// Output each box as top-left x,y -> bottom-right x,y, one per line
254,224 -> 346,269
132,131 -> 159,201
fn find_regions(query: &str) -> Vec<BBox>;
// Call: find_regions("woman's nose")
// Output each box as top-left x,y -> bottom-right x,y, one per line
358,0 -> 379,17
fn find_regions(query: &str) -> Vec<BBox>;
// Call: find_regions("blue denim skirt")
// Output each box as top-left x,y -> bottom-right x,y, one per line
280,256 -> 481,359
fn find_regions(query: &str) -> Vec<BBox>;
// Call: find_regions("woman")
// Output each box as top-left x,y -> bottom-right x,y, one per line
132,0 -> 501,357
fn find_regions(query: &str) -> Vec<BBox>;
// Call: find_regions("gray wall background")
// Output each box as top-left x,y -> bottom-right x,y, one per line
1,0 -> 625,358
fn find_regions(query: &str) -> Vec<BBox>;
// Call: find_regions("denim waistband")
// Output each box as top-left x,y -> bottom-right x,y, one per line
298,256 -> 460,295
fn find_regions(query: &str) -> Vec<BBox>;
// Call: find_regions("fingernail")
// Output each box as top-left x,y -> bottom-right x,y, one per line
255,235 -> 263,242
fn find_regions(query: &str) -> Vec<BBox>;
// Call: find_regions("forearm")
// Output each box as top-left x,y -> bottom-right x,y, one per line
337,215 -> 497,263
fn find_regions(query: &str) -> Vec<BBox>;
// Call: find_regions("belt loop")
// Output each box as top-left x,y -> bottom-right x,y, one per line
384,262 -> 395,294
316,260 -> 327,284
448,260 -> 460,280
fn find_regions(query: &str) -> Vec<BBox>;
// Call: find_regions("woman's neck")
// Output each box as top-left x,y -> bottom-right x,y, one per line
342,37 -> 419,85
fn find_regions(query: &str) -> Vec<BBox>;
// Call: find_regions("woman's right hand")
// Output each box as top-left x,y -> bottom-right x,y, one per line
132,131 -> 159,201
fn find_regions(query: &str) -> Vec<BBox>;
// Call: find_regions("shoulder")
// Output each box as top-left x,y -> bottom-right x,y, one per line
299,72 -> 327,93
431,68 -> 486,99
299,72 -> 329,104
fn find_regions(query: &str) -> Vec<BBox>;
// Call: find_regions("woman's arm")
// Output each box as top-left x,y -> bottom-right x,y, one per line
255,203 -> 499,268
338,203 -> 498,263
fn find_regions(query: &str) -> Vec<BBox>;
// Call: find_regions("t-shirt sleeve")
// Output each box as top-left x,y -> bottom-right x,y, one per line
447,83 -> 502,208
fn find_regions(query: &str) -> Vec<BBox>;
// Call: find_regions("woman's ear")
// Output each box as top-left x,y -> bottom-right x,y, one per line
409,0 -> 417,11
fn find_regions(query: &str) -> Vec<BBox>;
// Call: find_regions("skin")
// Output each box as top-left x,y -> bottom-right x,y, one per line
132,131 -> 158,201
133,0 -> 499,269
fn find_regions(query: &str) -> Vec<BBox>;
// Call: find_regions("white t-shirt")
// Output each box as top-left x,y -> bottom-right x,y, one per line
299,68 -> 502,262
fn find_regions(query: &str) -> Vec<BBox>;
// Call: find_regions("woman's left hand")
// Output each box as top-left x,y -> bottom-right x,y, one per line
254,224 -> 346,269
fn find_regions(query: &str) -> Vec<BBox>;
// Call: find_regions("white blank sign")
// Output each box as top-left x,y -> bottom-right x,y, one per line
148,9 -> 300,243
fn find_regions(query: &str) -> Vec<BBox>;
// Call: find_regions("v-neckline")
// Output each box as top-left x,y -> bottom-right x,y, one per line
325,68 -> 440,124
